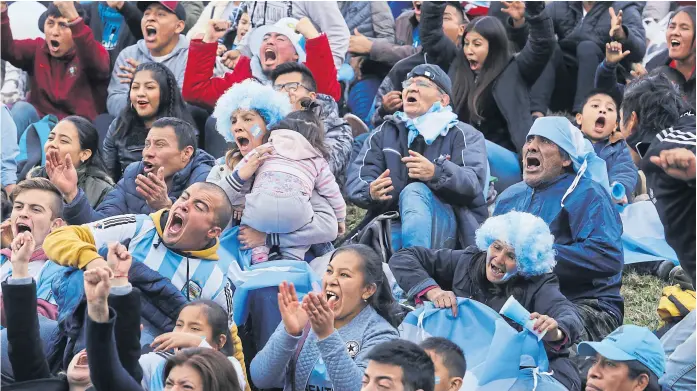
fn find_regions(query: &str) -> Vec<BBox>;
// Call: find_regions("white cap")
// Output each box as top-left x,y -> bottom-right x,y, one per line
248,17 -> 306,63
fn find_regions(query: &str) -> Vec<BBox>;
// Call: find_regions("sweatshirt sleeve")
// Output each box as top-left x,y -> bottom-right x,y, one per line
419,2 -> 458,66
71,17 -> 111,80
107,50 -> 132,116
314,162 -> 346,222
304,34 -> 341,102
607,142 -> 638,202
296,1 -> 349,69
64,182 -> 129,225
182,38 -> 253,110
118,1 -> 143,40
369,40 -> 418,68
389,246 -> 463,299
1,8 -> 41,71
43,215 -> 141,269
103,119 -> 120,180
250,322 -> 301,389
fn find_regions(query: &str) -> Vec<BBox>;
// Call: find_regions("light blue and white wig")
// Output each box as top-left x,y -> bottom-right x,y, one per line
212,79 -> 293,143
475,211 -> 557,277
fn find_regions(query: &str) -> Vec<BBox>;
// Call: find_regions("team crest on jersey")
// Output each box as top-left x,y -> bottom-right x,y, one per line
182,280 -> 202,299
68,65 -> 77,77
346,340 -> 360,358
93,215 -> 137,230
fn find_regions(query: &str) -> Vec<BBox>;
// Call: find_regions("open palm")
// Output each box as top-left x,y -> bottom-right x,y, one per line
278,282 -> 308,336
45,150 -> 78,198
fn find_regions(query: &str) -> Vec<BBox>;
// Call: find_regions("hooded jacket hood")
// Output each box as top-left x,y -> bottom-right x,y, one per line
268,128 -> 322,160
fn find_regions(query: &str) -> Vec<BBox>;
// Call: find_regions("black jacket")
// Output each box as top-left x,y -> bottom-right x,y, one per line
639,112 -> 696,287
646,49 -> 696,109
546,1 -> 646,65
346,117 -> 489,249
422,2 -> 554,153
86,2 -> 142,71
389,246 -> 583,391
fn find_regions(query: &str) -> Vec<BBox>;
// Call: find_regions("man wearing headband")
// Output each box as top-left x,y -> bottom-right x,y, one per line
494,116 -> 624,343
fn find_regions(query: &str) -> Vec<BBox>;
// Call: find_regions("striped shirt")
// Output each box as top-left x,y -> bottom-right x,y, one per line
0,256 -> 65,305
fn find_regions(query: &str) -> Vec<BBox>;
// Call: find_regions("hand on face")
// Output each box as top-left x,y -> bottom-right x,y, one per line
151,331 -> 204,352
277,281 -> 309,336
10,231 -> 35,277
369,169 -> 393,202
136,166 -> 173,211
45,150 -> 79,202
303,291 -> 336,340
402,150 -> 436,181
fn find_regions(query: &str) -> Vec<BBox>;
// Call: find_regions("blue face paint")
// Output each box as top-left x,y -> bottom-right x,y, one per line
250,124 -> 262,139
434,377 -> 440,385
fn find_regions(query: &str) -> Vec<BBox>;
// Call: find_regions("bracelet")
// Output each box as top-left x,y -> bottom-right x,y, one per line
66,16 -> 83,27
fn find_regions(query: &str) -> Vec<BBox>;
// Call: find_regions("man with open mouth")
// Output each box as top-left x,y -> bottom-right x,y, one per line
106,1 -> 228,116
346,63 -> 488,253
495,116 -> 624,345
43,180 -> 246,374
50,117 -> 214,226
1,0 -> 110,130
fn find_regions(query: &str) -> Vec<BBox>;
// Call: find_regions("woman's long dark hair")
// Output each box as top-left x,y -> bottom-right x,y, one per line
330,244 -> 402,328
451,16 -> 512,123
267,98 -> 329,159
163,348 -> 242,391
467,250 -> 525,304
180,300 -> 235,357
115,62 -> 193,139
62,116 -> 110,178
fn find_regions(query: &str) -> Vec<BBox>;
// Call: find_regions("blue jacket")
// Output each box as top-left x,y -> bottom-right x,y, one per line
47,262 -> 187,373
63,149 -> 215,225
345,116 -> 488,248
250,305 -> 398,391
493,173 -> 624,323
592,134 -> 638,199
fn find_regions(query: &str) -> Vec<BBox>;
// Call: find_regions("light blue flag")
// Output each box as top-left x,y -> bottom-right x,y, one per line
231,260 -> 321,325
400,299 -> 566,391
618,201 -> 679,265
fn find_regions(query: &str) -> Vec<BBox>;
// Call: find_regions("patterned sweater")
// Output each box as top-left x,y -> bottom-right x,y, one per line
250,305 -> 397,391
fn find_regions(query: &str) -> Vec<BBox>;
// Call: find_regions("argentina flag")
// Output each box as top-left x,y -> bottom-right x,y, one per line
399,299 -> 567,391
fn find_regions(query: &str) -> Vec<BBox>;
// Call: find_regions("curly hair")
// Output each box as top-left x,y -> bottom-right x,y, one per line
212,79 -> 292,143
475,211 -> 556,277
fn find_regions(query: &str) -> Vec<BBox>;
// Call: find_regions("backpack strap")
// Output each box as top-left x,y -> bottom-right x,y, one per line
289,323 -> 312,391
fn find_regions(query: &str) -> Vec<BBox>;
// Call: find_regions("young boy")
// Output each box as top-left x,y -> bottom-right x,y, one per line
420,337 -> 466,391
0,178 -> 67,320
0,1 -> 110,124
576,89 -> 638,203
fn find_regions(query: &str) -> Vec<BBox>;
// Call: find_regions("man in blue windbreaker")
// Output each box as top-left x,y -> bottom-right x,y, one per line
494,116 -> 624,343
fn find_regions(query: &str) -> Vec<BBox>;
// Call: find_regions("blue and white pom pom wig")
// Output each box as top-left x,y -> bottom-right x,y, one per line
475,211 -> 557,277
213,79 -> 293,143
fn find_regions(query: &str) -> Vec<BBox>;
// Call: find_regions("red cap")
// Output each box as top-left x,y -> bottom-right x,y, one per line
138,1 -> 186,21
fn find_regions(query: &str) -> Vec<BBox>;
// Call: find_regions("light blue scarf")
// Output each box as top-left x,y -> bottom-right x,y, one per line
394,102 -> 459,147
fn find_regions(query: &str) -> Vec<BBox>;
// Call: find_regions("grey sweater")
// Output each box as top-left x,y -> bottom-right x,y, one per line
250,305 -> 398,391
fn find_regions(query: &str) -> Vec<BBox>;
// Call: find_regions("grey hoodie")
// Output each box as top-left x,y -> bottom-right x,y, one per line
106,35 -> 228,116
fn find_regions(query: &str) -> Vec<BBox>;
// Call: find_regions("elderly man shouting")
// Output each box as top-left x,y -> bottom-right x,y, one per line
494,116 -> 624,343
346,64 -> 488,251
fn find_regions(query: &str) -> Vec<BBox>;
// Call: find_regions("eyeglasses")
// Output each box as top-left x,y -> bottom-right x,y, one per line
273,82 -> 314,93
401,78 -> 437,90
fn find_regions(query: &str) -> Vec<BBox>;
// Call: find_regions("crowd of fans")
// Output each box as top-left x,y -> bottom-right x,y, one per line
0,1 -> 695,391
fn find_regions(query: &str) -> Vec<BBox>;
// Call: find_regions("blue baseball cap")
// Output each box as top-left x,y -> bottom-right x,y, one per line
578,325 -> 665,378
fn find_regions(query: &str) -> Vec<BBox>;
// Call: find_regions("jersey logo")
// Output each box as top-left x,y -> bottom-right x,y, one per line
182,280 -> 202,300
94,215 -> 137,230
346,340 -> 360,358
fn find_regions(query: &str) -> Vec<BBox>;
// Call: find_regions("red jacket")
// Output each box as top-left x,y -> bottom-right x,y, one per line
1,10 -> 110,120
183,34 -> 341,110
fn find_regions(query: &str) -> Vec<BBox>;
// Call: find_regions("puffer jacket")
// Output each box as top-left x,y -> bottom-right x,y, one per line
545,1 -> 646,65
62,149 -> 215,225
346,116 -> 488,249
339,1 -> 395,40
46,262 -> 187,375
390,246 -> 583,391
28,164 -> 114,209
316,94 -> 353,180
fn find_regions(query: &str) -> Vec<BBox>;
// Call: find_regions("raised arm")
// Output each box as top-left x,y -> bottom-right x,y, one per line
0,4 -> 42,70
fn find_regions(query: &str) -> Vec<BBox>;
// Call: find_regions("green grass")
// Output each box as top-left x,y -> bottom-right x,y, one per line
344,204 -> 667,329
